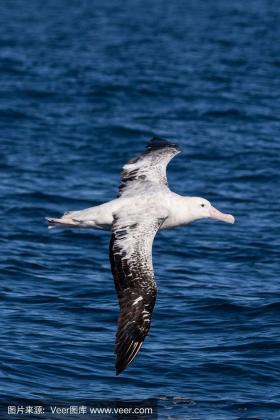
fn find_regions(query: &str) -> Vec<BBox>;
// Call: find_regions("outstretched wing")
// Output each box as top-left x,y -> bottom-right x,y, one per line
109,206 -> 168,375
118,137 -> 180,197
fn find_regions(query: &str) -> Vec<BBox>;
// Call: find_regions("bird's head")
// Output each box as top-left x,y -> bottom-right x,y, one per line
188,197 -> 235,224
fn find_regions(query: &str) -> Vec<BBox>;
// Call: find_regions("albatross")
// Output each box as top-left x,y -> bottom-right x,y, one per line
47,137 -> 235,375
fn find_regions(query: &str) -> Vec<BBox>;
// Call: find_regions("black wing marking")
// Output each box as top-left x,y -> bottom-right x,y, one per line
109,207 -> 168,374
118,137 -> 180,197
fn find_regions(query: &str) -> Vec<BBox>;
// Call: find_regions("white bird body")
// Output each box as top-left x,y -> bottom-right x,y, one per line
47,137 -> 235,375
53,193 -> 230,230
61,193 -> 175,228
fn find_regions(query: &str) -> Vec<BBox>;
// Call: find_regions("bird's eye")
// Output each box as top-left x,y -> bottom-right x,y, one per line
201,204 -> 205,207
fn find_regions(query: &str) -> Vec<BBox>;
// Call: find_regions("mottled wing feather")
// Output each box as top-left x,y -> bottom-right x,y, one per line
118,137 -> 180,197
109,207 -> 168,374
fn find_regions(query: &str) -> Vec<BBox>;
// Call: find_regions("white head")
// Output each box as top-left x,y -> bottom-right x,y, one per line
188,197 -> 235,224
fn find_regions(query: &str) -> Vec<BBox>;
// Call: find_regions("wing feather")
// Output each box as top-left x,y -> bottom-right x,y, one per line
109,207 -> 168,374
118,137 -> 180,197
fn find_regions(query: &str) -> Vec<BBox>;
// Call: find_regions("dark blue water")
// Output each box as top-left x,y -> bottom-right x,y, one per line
1,0 -> 280,418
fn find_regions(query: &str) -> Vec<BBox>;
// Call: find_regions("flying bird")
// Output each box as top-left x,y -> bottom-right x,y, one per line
47,137 -> 235,375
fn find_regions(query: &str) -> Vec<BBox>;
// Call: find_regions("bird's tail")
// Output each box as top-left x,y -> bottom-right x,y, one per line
46,214 -> 98,229
46,217 -> 82,229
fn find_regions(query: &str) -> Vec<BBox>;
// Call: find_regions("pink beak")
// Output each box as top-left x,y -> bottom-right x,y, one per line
209,206 -> 235,224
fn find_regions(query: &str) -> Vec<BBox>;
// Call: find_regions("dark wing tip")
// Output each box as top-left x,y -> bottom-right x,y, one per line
116,361 -> 126,376
145,136 -> 180,152
115,340 -> 144,375
125,136 -> 180,166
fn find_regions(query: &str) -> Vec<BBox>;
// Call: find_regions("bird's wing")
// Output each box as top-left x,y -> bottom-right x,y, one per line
118,137 -> 180,197
109,206 -> 168,374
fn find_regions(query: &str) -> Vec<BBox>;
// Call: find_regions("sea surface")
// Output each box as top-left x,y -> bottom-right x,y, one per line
1,0 -> 280,419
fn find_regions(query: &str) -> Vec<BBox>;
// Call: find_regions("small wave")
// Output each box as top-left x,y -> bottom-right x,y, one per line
195,297 -> 249,313
10,191 -> 94,207
0,109 -> 29,121
19,89 -> 56,100
202,109 -> 249,119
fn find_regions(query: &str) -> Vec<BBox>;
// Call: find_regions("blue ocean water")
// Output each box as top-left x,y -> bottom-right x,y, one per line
1,0 -> 280,418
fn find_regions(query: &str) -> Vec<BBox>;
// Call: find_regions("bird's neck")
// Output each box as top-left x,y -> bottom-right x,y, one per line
164,195 -> 200,228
